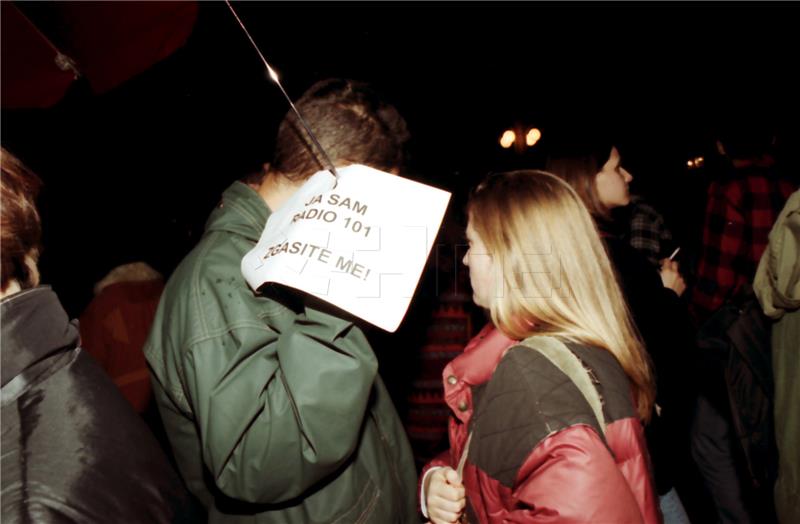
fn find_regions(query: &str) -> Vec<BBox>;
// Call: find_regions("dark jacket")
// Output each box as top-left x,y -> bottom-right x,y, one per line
604,236 -> 697,494
423,325 -> 660,523
1,286 -> 193,523
695,287 -> 777,489
145,182 -> 417,523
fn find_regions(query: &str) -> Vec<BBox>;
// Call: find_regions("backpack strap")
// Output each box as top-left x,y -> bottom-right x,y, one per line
519,335 -> 607,437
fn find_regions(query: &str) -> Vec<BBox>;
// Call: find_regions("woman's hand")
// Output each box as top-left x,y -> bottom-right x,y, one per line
660,259 -> 686,296
424,467 -> 466,524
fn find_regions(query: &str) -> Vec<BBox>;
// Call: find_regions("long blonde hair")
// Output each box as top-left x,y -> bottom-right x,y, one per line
468,170 -> 654,421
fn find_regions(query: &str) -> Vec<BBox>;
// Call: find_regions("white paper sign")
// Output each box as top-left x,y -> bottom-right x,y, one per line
241,164 -> 451,332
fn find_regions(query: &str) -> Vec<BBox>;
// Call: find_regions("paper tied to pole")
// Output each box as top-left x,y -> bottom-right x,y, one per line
241,164 -> 451,332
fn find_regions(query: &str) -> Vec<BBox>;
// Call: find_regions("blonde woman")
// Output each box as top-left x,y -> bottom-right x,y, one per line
421,170 -> 660,524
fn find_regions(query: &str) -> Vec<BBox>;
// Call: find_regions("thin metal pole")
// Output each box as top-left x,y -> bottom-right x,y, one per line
224,0 -> 339,178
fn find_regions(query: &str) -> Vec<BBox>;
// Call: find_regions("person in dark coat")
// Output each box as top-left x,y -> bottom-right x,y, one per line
0,147 -> 198,523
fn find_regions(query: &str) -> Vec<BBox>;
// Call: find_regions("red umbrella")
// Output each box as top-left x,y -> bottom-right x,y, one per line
2,1 -> 197,108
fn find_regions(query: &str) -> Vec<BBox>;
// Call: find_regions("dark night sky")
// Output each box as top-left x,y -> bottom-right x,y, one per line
2,2 -> 798,317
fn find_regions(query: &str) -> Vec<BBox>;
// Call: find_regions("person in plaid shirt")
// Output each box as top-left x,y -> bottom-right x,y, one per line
690,148 -> 796,325
690,128 -> 797,524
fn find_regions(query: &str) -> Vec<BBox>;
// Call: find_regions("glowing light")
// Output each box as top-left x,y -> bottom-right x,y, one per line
267,64 -> 279,83
687,156 -> 705,169
500,130 -> 516,149
526,128 -> 542,147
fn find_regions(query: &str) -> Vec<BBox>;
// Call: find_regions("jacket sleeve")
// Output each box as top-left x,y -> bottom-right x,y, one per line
182,304 -> 379,504
502,424 -> 650,523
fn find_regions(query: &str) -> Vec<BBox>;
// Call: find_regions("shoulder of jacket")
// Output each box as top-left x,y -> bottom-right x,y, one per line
469,347 -> 605,487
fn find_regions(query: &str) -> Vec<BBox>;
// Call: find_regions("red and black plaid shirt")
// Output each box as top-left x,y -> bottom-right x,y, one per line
691,166 -> 797,324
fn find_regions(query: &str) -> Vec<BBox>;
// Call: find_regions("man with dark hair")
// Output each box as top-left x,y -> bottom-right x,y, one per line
144,79 -> 417,522
271,78 -> 409,182
1,148 -> 196,523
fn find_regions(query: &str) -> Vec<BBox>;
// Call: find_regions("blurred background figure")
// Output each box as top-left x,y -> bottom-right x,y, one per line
691,121 -> 797,324
689,120 -> 797,524
79,261 -> 164,414
78,258 -> 171,453
0,147 -> 198,523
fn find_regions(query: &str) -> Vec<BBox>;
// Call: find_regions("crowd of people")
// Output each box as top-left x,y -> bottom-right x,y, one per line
2,77 -> 798,524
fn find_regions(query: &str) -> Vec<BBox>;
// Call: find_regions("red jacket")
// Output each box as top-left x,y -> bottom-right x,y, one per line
423,324 -> 660,523
79,278 -> 164,412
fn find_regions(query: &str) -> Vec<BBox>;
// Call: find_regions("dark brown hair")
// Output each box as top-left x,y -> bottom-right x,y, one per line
1,148 -> 43,291
545,140 -> 615,220
272,78 -> 409,182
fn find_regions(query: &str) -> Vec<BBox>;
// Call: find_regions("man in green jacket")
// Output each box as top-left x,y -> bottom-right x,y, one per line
145,79 -> 418,523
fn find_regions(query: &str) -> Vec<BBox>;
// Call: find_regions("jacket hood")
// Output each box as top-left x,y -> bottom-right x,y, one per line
1,286 -> 79,388
754,190 -> 800,318
204,182 -> 271,242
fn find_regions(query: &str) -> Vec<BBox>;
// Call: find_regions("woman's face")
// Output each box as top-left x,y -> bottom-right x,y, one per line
594,146 -> 633,209
463,218 -> 496,309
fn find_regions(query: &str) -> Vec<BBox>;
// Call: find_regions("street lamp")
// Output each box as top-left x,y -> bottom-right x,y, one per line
498,126 -> 542,152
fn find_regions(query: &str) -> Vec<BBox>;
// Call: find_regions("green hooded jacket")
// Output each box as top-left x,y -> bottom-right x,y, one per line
754,189 -> 800,524
145,182 -> 417,523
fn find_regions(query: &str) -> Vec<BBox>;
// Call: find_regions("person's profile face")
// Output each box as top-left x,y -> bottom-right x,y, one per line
462,218 -> 495,309
594,146 -> 633,209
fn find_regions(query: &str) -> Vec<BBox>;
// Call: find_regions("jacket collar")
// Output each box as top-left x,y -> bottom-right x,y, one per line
204,182 -> 272,242
443,323 -> 517,423
448,323 -> 517,386
1,286 -> 79,388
